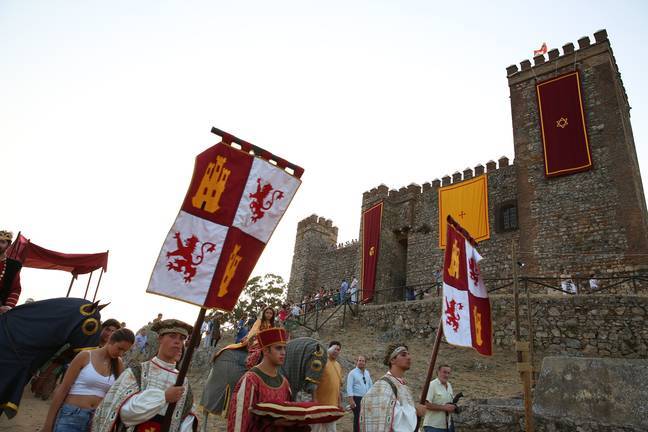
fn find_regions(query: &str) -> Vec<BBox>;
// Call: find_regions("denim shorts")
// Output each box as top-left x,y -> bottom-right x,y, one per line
53,403 -> 95,432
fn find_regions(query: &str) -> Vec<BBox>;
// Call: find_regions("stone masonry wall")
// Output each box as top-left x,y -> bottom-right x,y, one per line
508,30 -> 648,277
349,295 -> 648,358
288,30 -> 648,304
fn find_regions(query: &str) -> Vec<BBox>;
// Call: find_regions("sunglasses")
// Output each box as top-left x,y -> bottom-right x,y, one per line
362,376 -> 366,384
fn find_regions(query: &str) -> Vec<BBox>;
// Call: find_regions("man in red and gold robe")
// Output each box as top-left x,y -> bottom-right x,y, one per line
227,327 -> 305,432
0,230 -> 22,314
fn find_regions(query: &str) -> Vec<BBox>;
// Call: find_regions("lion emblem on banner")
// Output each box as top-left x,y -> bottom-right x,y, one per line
166,232 -> 217,283
444,297 -> 464,332
469,257 -> 481,285
249,178 -> 284,223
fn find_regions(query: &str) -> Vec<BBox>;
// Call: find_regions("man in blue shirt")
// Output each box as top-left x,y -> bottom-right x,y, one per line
346,355 -> 373,432
340,279 -> 349,303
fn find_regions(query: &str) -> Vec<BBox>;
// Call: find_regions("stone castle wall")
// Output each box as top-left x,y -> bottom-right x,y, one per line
508,29 -> 648,277
288,29 -> 648,303
346,294 -> 648,358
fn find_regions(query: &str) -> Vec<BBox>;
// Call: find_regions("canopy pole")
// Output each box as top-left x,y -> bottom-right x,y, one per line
92,268 -> 105,302
65,274 -> 76,297
83,271 -> 94,299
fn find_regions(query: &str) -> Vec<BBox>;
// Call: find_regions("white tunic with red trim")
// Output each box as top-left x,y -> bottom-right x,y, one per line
92,357 -> 196,432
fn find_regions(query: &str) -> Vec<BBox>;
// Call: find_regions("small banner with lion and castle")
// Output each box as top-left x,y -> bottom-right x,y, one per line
147,136 -> 303,311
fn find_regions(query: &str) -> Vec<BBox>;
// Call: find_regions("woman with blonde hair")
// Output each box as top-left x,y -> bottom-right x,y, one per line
42,328 -> 135,432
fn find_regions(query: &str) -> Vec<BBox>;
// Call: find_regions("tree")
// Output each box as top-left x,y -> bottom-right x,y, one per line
222,274 -> 287,326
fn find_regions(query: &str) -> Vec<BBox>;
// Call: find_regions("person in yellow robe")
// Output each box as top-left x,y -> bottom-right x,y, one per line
214,306 -> 276,369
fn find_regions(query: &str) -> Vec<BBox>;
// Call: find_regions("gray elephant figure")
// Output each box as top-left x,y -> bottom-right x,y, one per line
199,337 -> 327,429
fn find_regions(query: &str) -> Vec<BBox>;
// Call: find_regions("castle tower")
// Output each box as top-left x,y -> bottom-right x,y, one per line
287,215 -> 338,302
507,29 -> 648,276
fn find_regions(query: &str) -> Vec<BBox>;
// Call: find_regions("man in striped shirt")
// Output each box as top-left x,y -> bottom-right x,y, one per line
0,230 -> 22,313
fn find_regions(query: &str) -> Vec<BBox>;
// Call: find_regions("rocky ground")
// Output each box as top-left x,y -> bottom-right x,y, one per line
2,314 -> 524,432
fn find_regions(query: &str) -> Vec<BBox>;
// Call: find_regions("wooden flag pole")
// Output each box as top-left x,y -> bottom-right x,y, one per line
160,307 -> 207,432
417,317 -> 444,428
512,241 -> 534,432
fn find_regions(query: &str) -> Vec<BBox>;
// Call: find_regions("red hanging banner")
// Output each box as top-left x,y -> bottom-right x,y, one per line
361,202 -> 383,303
536,71 -> 593,177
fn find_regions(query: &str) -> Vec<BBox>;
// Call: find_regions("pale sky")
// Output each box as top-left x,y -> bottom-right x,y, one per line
3,1 -> 647,330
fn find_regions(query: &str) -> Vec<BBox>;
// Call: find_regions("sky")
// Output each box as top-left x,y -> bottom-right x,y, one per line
2,1 -> 647,330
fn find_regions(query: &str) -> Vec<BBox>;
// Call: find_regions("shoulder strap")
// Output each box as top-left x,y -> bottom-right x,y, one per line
130,363 -> 143,389
378,376 -> 398,400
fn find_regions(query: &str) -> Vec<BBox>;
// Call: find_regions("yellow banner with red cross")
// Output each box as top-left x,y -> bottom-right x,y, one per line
437,175 -> 489,248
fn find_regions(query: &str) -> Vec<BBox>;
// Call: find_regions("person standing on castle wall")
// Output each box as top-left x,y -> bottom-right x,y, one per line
312,341 -> 344,432
0,230 -> 23,313
560,270 -> 577,295
340,279 -> 349,303
589,274 -> 599,292
350,277 -> 359,304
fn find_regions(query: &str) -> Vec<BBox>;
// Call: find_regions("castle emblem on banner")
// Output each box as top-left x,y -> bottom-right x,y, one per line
166,232 -> 217,283
249,178 -> 284,223
218,244 -> 243,297
192,155 -> 231,213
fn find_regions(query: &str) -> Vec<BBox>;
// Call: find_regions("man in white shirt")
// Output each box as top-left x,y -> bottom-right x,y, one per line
92,319 -> 197,432
346,355 -> 373,432
359,343 -> 426,431
423,364 -> 456,431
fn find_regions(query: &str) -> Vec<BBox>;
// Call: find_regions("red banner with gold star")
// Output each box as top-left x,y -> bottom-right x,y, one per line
361,202 -> 383,303
536,71 -> 592,177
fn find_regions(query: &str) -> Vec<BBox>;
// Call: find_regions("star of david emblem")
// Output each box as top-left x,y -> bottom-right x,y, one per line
556,117 -> 568,129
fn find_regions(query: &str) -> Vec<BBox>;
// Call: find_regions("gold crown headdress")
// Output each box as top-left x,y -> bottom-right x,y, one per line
0,231 -> 13,242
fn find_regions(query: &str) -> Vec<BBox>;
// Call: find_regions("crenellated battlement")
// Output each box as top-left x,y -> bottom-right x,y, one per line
362,156 -> 513,203
507,30 -> 608,78
289,29 -> 648,305
505,29 -> 628,105
297,214 -> 337,233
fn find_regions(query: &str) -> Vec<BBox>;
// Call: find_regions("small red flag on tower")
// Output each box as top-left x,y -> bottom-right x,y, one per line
533,42 -> 548,56
441,216 -> 492,356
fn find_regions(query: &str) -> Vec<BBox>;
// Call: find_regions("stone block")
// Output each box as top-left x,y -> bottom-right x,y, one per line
534,356 -> 648,429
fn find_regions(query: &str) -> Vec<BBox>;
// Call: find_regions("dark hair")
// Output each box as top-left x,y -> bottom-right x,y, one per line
101,318 -> 121,329
438,364 -> 451,371
384,342 -> 408,366
260,306 -> 275,327
108,328 -> 135,378
329,340 -> 341,349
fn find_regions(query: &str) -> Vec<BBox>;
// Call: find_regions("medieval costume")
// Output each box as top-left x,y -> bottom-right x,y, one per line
227,327 -> 300,432
92,320 -> 196,432
214,307 -> 275,369
359,372 -> 417,432
0,230 -> 22,310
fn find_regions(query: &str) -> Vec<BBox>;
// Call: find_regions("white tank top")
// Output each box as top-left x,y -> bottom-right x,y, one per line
69,351 -> 116,397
